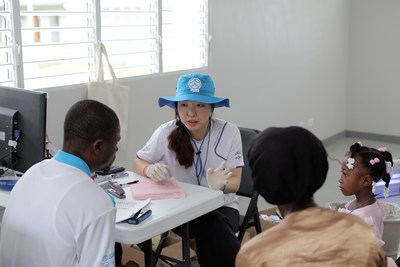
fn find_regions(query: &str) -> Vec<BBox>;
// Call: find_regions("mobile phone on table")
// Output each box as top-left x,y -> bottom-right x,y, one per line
95,165 -> 125,176
127,209 -> 152,225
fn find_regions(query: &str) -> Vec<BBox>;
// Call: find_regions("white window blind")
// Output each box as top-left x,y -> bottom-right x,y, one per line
19,0 -> 95,89
100,0 -> 158,79
0,0 -> 208,89
162,0 -> 208,72
0,0 -> 16,86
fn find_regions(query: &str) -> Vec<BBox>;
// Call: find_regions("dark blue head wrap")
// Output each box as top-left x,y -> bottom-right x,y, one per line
248,126 -> 328,205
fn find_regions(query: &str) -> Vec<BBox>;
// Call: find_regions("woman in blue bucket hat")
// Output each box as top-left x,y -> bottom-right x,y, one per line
133,73 -> 243,267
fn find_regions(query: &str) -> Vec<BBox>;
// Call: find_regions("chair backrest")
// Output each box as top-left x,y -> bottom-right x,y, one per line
237,127 -> 260,198
236,127 -> 262,241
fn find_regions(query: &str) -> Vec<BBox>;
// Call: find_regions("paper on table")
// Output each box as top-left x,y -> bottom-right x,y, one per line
130,176 -> 185,200
115,198 -> 151,223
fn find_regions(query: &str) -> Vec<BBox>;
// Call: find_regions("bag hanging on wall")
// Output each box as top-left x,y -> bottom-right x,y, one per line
88,42 -> 129,148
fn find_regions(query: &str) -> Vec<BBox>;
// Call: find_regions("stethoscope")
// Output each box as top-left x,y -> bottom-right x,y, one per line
191,122 -> 211,185
177,115 -> 211,185
175,107 -> 212,185
176,110 -> 228,185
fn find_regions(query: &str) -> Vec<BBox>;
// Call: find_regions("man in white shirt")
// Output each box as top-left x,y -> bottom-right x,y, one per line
0,99 -> 120,267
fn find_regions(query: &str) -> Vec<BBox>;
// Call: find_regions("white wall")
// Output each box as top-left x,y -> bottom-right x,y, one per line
209,0 -> 350,211
209,0 -> 349,140
347,0 -> 400,136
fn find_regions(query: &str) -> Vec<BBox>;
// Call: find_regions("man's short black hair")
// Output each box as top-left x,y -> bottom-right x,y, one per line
64,99 -> 119,147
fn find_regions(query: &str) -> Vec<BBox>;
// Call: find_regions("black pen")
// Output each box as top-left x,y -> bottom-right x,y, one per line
131,208 -> 143,220
119,180 -> 139,186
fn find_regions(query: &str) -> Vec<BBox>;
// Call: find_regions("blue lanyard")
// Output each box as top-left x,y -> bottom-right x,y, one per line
190,122 -> 211,184
349,195 -> 376,214
176,112 -> 212,185
214,122 -> 228,160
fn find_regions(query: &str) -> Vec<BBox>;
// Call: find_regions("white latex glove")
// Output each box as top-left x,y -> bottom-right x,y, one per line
206,163 -> 232,191
144,163 -> 170,182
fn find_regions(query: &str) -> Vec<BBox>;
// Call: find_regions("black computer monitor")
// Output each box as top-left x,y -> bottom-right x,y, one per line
0,86 -> 47,174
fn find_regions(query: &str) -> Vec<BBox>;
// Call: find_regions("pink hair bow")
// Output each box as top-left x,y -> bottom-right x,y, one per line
370,158 -> 380,165
378,147 -> 387,152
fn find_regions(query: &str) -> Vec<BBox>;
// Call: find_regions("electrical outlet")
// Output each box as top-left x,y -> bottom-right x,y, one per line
307,118 -> 314,127
298,121 -> 305,127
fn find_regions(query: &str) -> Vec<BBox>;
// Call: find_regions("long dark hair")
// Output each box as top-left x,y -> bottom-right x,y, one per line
168,118 -> 195,168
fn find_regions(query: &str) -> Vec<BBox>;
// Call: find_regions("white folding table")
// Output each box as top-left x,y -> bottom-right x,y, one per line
116,173 -> 224,266
0,172 -> 224,267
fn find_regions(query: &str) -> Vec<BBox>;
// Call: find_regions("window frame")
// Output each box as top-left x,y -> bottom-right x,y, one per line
0,0 -> 209,89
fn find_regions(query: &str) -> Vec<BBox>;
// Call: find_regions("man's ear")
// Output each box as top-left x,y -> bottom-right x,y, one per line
92,139 -> 103,154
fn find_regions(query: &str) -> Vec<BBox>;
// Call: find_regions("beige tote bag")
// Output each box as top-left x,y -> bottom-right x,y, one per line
88,42 -> 129,148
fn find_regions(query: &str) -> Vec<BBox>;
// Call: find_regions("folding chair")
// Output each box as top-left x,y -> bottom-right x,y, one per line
153,127 -> 263,265
236,127 -> 262,242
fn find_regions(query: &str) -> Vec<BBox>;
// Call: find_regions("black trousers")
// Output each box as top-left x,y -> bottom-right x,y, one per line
115,242 -> 122,265
115,207 -> 240,266
172,206 -> 241,267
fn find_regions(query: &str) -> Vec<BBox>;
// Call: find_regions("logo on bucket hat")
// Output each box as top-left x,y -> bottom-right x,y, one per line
188,78 -> 202,92
158,73 -> 230,109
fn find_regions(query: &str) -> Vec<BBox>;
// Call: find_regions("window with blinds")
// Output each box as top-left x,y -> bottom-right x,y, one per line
0,0 -> 16,87
162,0 -> 208,72
100,0 -> 158,79
19,0 -> 95,89
0,0 -> 208,89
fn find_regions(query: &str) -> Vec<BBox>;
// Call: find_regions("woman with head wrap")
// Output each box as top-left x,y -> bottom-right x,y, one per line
236,126 -> 387,267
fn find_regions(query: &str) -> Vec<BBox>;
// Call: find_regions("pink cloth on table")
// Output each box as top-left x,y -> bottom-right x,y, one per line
130,176 -> 186,200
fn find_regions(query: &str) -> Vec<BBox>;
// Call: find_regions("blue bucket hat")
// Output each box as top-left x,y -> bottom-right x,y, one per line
158,73 -> 230,109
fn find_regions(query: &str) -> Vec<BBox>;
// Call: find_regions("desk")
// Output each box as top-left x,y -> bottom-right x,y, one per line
116,173 -> 224,266
0,172 -> 224,267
